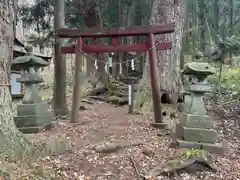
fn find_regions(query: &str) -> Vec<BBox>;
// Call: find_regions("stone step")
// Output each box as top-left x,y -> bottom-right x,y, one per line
17,102 -> 49,116
171,139 -> 224,155
18,123 -> 53,134
183,127 -> 217,143
14,112 -> 53,128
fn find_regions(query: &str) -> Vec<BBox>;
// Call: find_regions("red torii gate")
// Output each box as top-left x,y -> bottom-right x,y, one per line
56,23 -> 175,125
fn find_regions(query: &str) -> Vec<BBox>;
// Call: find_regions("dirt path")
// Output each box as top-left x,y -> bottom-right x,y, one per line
34,101 -> 240,180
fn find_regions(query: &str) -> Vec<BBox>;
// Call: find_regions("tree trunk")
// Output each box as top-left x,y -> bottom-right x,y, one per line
192,0 -> 197,59
116,0 -> 123,75
83,7 -> 109,86
213,0 -> 219,41
53,0 -> 68,116
228,0 -> 234,65
0,0 -> 31,158
180,1 -> 189,69
135,0 -> 185,110
198,0 -> 205,53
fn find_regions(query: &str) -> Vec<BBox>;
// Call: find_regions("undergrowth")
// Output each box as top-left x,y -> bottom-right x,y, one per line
185,54 -> 240,97
208,66 -> 240,93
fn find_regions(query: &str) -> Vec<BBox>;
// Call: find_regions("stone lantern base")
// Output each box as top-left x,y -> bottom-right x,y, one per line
14,102 -> 53,133
172,113 -> 224,154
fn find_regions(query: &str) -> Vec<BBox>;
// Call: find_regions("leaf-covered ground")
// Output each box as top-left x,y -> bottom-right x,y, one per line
25,99 -> 240,180
9,67 -> 240,179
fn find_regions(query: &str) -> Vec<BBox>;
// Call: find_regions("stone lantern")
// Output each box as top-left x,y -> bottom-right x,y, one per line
12,49 -> 53,133
174,62 -> 223,154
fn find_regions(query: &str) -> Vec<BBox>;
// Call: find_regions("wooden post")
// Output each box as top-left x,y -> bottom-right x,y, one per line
148,33 -> 163,123
128,83 -> 134,113
70,37 -> 83,123
112,61 -> 117,78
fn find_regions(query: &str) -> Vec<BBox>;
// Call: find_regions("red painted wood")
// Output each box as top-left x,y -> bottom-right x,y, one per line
111,38 -> 118,46
60,42 -> 172,53
148,33 -> 162,123
56,23 -> 174,38
71,37 -> 83,123
61,45 -> 75,53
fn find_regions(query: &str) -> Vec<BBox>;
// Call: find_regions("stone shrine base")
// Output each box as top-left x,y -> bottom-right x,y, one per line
14,102 -> 53,134
17,123 -> 53,133
14,111 -> 53,133
170,139 -> 224,155
151,122 -> 168,129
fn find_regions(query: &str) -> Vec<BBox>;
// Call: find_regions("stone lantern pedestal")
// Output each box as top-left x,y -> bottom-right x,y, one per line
173,62 -> 223,154
12,53 -> 53,133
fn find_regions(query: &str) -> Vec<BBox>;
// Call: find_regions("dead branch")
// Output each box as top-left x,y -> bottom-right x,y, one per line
130,156 -> 141,180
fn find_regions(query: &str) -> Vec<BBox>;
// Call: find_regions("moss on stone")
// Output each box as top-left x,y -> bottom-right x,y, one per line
149,150 -> 213,176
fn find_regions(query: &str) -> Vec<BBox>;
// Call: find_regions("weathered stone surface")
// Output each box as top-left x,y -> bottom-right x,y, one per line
186,84 -> 212,93
186,94 -> 206,115
175,124 -> 184,139
180,113 -> 213,129
17,102 -> 49,116
202,143 -> 224,155
176,139 -> 201,149
171,140 -> 224,154
183,62 -> 216,75
183,127 -> 217,143
151,122 -> 168,129
13,57 -> 52,133
173,62 -> 223,152
12,54 -> 49,68
14,112 -> 53,127
13,52 -> 53,133
18,123 -> 53,133
181,94 -> 191,113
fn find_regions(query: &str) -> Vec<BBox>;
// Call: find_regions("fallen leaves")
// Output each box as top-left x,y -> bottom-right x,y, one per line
148,150 -> 216,178
10,89 -> 240,180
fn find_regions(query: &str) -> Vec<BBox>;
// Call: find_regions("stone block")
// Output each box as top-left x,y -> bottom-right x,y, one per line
186,94 -> 206,115
185,84 -> 212,93
171,140 -> 224,155
175,123 -> 184,139
18,123 -> 53,133
201,143 -> 224,155
180,113 -> 213,129
176,139 -> 201,149
17,102 -> 49,116
14,112 -> 53,128
183,127 -> 217,143
151,122 -> 168,129
182,94 -> 193,113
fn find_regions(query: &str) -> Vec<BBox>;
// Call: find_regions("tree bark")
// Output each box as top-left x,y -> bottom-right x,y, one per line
198,0 -> 205,53
191,0 -> 197,59
53,0 -> 68,116
0,0 -> 31,158
228,0 -> 234,65
213,0 -> 219,41
135,0 -> 185,110
83,7 -> 109,86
